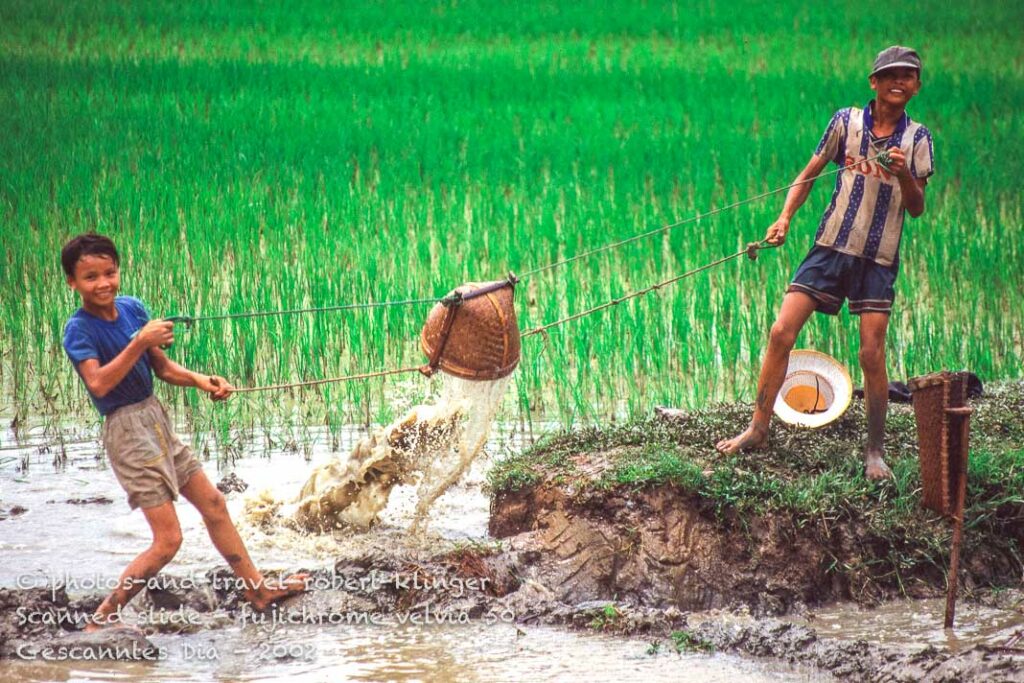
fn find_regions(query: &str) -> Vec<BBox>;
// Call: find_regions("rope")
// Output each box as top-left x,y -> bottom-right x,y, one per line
163,152 -> 890,327
522,241 -> 775,338
165,297 -> 440,326
231,243 -> 772,392
233,366 -> 423,394
519,151 -> 892,279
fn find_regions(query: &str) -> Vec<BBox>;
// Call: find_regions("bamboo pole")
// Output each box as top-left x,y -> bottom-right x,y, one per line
944,405 -> 972,629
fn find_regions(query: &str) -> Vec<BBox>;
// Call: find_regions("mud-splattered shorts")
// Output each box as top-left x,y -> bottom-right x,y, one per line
101,396 -> 202,510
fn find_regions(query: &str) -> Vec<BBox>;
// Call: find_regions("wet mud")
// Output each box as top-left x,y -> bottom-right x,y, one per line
2,545 -> 1021,680
489,475 -> 1022,616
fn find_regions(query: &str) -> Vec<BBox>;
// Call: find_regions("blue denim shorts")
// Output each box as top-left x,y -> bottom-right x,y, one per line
787,245 -> 898,316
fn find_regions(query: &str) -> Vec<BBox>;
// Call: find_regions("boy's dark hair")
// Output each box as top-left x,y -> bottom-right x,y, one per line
61,233 -> 120,278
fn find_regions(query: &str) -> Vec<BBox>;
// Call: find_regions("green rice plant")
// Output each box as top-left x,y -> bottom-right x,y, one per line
0,0 -> 1021,443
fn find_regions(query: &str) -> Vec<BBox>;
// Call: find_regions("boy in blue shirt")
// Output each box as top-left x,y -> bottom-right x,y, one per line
62,233 -> 306,630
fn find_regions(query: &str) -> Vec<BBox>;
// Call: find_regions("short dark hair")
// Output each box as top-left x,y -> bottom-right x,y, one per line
61,233 -> 120,278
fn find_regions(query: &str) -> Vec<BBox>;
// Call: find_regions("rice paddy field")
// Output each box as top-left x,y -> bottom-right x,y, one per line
1,0 -> 1022,439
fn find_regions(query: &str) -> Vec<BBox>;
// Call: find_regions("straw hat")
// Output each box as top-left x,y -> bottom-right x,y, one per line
773,349 -> 853,428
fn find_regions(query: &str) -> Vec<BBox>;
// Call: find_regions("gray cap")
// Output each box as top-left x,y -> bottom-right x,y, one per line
870,45 -> 922,77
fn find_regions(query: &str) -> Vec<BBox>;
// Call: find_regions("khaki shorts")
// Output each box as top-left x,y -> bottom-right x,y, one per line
101,396 -> 202,510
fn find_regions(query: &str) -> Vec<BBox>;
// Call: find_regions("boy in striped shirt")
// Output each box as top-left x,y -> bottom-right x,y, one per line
715,46 -> 934,480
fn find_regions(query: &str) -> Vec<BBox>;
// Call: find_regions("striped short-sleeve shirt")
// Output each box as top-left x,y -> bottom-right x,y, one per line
813,101 -> 934,267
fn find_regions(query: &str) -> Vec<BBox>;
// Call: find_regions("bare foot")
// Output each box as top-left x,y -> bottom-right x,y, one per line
715,423 -> 769,454
246,573 -> 311,612
864,450 -> 893,481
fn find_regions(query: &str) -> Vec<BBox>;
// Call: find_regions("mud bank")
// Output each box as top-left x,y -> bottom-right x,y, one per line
489,382 -> 1024,614
489,478 -> 1022,615
687,617 -> 1024,681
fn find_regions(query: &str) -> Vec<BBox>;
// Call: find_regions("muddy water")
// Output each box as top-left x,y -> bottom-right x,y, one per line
0,419 -> 827,682
796,598 -> 1024,651
0,417 -> 518,582
293,376 -> 513,532
0,622 -> 828,682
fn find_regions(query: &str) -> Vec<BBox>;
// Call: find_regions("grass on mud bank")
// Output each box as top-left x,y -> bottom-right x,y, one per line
489,381 -> 1024,595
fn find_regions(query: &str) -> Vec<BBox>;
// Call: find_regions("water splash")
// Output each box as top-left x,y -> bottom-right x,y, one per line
253,375 -> 511,534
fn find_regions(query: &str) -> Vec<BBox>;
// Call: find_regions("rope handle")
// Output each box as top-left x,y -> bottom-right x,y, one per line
128,314 -> 195,349
877,148 -> 894,172
163,315 -> 195,327
746,239 -> 778,260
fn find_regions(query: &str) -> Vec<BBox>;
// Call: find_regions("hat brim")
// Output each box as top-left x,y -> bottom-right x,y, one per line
870,61 -> 921,77
773,349 -> 853,428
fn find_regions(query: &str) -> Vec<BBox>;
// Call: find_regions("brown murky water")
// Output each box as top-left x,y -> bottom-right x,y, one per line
794,598 -> 1024,651
290,376 -> 512,533
0,411 -> 830,681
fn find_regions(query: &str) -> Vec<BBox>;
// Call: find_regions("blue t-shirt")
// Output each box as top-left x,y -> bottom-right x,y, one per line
62,296 -> 154,416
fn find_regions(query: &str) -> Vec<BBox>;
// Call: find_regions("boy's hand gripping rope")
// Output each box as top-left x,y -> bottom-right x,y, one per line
128,315 -> 194,349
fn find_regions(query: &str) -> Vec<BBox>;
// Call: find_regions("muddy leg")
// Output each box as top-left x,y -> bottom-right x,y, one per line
716,292 -> 818,454
859,312 -> 893,480
180,470 -> 308,610
87,501 -> 182,631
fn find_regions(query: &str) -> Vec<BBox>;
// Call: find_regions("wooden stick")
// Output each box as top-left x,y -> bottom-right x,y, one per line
944,406 -> 972,629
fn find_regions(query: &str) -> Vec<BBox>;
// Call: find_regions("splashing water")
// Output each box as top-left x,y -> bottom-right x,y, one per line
247,375 -> 512,534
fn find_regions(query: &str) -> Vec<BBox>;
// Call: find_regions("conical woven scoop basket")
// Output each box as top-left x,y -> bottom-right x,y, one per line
420,279 -> 520,381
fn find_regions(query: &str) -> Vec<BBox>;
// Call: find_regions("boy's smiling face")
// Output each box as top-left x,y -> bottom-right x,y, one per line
68,254 -> 120,311
870,67 -> 921,108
